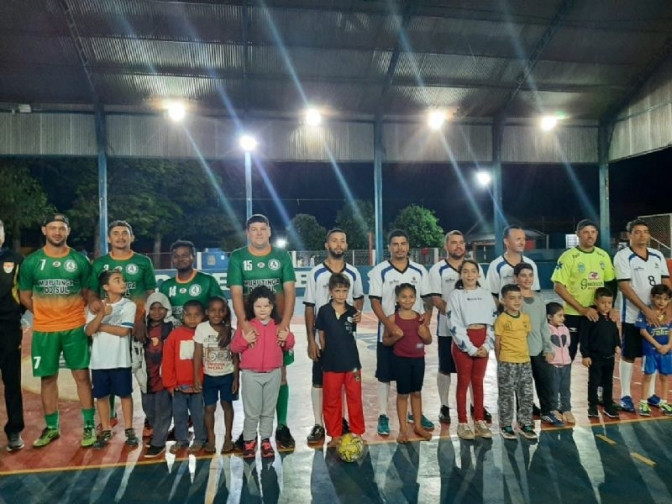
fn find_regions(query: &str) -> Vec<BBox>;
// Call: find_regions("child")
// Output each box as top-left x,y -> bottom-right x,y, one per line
317,273 -> 365,447
514,263 -> 562,427
231,286 -> 295,459
495,284 -> 537,440
448,259 -> 497,440
636,284 -> 672,416
141,292 -> 176,458
579,287 -> 620,419
194,296 -> 239,454
547,302 -> 574,424
383,283 -> 433,443
162,300 -> 207,453
85,271 -> 138,449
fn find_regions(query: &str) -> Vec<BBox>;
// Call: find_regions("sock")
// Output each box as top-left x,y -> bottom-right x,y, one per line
437,373 -> 451,408
45,411 -> 59,430
619,360 -> 633,398
311,387 -> 323,426
82,408 -> 96,428
109,395 -> 116,419
276,384 -> 289,427
377,382 -> 390,417
648,372 -> 658,398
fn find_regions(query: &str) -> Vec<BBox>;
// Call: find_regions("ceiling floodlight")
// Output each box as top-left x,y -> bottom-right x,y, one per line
305,108 -> 322,127
239,135 -> 258,152
275,238 -> 287,249
540,115 -> 558,131
428,110 -> 446,130
166,101 -> 186,122
476,171 -> 492,187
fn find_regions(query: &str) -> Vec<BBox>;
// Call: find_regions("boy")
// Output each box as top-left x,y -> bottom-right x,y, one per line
316,273 -> 365,447
85,271 -> 138,449
162,300 -> 207,453
495,284 -> 536,440
636,284 -> 672,416
580,287 -> 621,419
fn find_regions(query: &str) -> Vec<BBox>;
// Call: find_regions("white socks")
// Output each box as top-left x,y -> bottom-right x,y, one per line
377,381 -> 391,417
648,371 -> 658,398
620,360 -> 633,398
437,373 -> 451,407
311,387 -> 323,425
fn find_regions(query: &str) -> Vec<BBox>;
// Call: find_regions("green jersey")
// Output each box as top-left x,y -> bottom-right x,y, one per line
159,270 -> 224,320
18,247 -> 91,332
227,246 -> 296,296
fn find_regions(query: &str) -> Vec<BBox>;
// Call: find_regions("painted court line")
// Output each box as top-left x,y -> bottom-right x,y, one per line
595,434 -> 616,445
631,452 -> 656,466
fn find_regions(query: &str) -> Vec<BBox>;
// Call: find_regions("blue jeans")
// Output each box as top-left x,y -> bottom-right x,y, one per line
141,390 -> 172,448
552,365 -> 571,412
172,391 -> 206,444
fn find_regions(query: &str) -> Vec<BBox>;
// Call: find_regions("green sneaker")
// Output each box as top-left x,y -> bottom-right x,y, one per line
660,402 -> 672,416
33,427 -> 60,448
81,426 -> 97,447
639,401 -> 651,417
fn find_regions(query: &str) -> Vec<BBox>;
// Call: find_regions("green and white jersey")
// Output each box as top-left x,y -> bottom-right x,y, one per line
226,246 -> 296,296
159,270 -> 224,321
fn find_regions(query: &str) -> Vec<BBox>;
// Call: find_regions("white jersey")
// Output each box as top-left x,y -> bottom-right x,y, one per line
368,259 -> 430,341
448,286 -> 498,356
614,246 -> 670,324
428,260 -> 485,337
87,298 -> 137,369
486,255 -> 540,298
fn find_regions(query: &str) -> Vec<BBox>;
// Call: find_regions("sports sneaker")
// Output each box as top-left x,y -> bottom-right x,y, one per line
562,411 -> 576,424
660,402 -> 672,416
603,407 -> 620,419
81,426 -> 97,448
33,427 -> 60,448
457,423 -> 475,440
94,430 -> 113,450
439,406 -> 451,424
275,425 -> 295,449
342,417 -> 350,434
260,438 -> 275,458
541,412 -> 564,427
307,424 -> 325,444
406,413 -> 435,430
474,420 -> 492,439
377,415 -> 390,436
6,433 -> 24,452
639,401 -> 652,416
243,439 -> 257,459
500,426 -> 516,440
519,425 -> 537,440
125,428 -> 139,447
588,406 -> 599,418
648,395 -> 661,408
620,396 -> 636,413
144,445 -> 165,458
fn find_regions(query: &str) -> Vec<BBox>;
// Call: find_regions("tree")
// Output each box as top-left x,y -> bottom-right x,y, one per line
285,214 -> 326,250
0,162 -> 53,250
335,200 -> 375,249
390,204 -> 444,248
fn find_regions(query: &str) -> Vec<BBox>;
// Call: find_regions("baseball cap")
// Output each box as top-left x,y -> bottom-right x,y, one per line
43,213 -> 69,227
576,219 -> 598,232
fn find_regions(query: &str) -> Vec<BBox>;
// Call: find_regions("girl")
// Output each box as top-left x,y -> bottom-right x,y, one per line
231,286 -> 295,459
194,296 -> 239,454
383,283 -> 432,443
448,259 -> 498,440
547,302 -> 574,424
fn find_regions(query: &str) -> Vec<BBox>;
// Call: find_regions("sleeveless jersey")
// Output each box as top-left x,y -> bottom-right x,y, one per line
19,247 -> 91,332
159,270 -> 224,321
393,313 -> 425,358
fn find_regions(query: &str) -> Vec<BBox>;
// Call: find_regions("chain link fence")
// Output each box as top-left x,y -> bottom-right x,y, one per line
639,213 -> 672,258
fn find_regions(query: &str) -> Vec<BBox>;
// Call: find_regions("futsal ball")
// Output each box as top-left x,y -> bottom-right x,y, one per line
337,433 -> 365,463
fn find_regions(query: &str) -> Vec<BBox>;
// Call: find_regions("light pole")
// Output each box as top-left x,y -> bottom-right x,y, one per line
239,135 -> 258,221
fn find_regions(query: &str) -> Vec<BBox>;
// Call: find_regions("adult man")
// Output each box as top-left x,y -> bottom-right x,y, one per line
18,214 -> 97,448
369,230 -> 434,436
90,220 -> 157,429
486,225 -> 540,303
159,240 -> 223,322
428,230 -> 486,424
304,228 -> 364,444
551,219 -> 616,362
0,219 -> 25,451
227,214 -> 297,449
614,219 -> 671,412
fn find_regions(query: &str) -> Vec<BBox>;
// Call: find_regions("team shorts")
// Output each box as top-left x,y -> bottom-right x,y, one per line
283,349 -> 294,366
393,355 -> 426,395
375,342 -> 395,383
312,358 -> 324,387
31,326 -> 90,377
92,368 -> 133,399
438,336 -> 457,374
643,349 -> 672,376
203,373 -> 238,406
621,323 -> 643,359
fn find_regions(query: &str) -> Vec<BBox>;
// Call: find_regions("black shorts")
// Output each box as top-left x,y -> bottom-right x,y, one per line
92,368 -> 133,399
438,336 -> 457,374
312,358 -> 324,387
375,342 -> 396,383
394,355 -> 425,395
621,323 -> 643,359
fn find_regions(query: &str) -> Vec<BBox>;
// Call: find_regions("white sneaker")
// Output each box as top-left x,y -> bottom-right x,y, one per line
457,423 -> 475,440
474,420 -> 492,439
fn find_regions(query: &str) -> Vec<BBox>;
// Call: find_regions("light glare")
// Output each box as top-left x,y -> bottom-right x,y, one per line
476,171 -> 492,187
166,101 -> 186,122
428,110 -> 446,130
275,238 -> 287,249
239,135 -> 258,152
540,115 -> 558,131
305,108 -> 322,126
